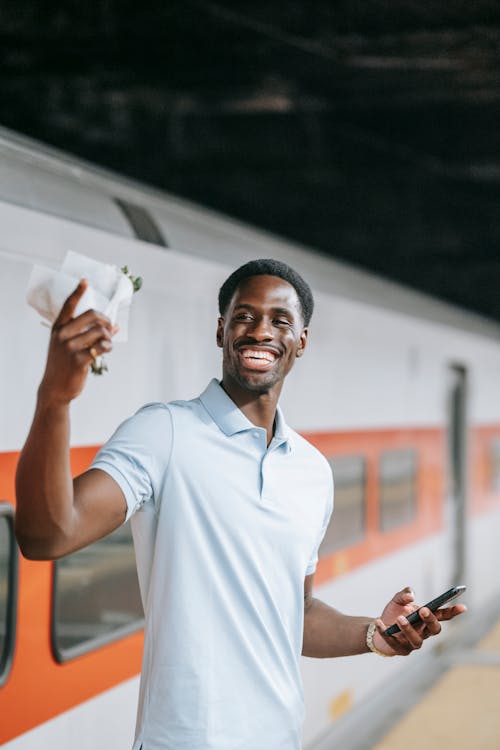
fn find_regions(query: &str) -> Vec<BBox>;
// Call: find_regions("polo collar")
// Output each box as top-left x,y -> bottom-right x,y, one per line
199,379 -> 292,453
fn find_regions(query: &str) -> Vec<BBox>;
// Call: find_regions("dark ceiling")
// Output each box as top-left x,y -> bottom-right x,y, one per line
2,1 -> 500,321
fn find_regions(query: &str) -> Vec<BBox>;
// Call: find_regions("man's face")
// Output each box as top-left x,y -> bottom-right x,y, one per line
217,275 -> 308,395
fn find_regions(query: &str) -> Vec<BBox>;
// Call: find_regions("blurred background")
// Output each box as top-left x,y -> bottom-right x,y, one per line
1,0 -> 500,319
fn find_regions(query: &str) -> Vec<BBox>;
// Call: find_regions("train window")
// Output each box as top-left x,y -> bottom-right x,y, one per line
52,522 -> 143,662
491,438 -> 500,492
114,198 -> 168,246
379,449 -> 418,531
0,504 -> 18,687
319,456 -> 366,556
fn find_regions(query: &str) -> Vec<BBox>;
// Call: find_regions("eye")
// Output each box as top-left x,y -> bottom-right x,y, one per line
273,318 -> 291,327
234,313 -> 253,321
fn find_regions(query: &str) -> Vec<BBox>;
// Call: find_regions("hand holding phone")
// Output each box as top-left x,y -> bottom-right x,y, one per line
383,585 -> 466,636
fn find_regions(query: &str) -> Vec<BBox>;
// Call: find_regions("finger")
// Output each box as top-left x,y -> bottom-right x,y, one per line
388,615 -> 424,650
57,309 -> 113,342
375,619 -> 412,656
54,279 -> 88,327
87,343 -> 109,364
88,338 -> 113,359
398,607 -> 434,649
435,604 -> 468,622
404,601 -> 420,616
391,586 -> 416,607
418,607 -> 441,637
65,325 -> 114,356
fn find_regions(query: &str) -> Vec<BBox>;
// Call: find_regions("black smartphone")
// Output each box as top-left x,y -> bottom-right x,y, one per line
383,585 -> 466,636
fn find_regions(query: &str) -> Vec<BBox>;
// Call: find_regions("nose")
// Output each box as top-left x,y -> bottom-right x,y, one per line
247,315 -> 273,340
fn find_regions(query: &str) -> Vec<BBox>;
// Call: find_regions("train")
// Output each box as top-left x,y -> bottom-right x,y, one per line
1,124 -> 499,749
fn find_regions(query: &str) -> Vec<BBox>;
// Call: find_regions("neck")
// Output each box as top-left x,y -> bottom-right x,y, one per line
220,375 -> 282,446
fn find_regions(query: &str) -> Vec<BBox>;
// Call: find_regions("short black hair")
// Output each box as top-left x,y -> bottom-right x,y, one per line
218,258 -> 314,326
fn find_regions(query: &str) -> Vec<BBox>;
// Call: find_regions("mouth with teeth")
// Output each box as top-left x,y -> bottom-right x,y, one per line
238,347 -> 279,371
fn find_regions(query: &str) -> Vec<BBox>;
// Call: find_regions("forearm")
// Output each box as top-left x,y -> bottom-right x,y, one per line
302,596 -> 371,658
15,389 -> 76,559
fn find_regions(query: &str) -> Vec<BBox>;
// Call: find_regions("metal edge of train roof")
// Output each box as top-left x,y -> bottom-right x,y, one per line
1,124 -> 500,345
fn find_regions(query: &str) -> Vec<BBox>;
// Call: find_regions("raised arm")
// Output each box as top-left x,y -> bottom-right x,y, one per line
15,280 -> 127,560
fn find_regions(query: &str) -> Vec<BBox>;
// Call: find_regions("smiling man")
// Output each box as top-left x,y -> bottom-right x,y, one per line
15,258 -> 465,750
217,263 -> 309,431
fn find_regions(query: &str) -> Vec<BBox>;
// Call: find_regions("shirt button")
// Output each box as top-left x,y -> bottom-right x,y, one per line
253,431 -> 260,439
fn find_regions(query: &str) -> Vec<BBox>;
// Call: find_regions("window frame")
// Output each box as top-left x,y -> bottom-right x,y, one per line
319,454 -> 367,556
490,436 -> 500,493
0,502 -> 18,687
378,447 -> 418,532
51,528 -> 144,664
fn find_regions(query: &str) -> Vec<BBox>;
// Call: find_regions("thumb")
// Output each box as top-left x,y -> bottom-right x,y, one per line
54,279 -> 88,326
392,586 -> 415,606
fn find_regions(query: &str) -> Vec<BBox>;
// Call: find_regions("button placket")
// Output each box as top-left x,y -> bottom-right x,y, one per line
260,452 -> 274,505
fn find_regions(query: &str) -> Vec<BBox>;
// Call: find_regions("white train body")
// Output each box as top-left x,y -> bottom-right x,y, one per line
1,127 -> 499,749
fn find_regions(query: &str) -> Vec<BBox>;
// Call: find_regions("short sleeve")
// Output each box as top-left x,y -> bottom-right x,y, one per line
305,464 -> 334,576
91,402 -> 173,522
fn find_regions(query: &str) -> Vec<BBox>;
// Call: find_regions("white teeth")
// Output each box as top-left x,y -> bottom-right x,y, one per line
241,349 -> 275,362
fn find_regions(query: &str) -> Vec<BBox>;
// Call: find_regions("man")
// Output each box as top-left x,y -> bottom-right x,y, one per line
16,259 -> 465,750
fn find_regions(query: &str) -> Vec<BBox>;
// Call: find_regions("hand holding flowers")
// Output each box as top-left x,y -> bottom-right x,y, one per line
27,251 -> 143,381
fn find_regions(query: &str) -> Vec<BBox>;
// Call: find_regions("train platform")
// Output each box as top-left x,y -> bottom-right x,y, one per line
313,600 -> 500,750
371,617 -> 500,750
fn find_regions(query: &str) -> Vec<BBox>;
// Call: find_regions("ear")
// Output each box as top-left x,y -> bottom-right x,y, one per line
216,317 -> 225,348
295,327 -> 308,358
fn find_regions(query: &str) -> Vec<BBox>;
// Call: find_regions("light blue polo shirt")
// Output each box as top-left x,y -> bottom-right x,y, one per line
92,379 -> 333,750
